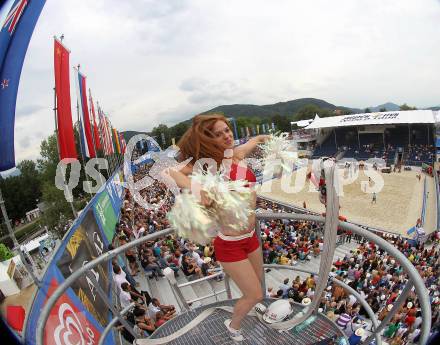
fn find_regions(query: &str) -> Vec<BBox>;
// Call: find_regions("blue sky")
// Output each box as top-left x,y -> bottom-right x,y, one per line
4,0 -> 440,173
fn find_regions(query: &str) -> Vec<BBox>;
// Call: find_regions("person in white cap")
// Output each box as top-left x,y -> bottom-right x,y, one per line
348,326 -> 364,345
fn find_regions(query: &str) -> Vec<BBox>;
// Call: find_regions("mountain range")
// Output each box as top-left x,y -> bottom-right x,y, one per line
201,98 -> 360,118
121,98 -> 438,140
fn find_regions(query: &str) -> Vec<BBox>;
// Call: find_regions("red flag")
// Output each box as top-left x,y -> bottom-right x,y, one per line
54,38 -> 77,160
89,89 -> 101,151
119,133 -> 126,154
105,116 -> 114,154
74,67 -> 96,158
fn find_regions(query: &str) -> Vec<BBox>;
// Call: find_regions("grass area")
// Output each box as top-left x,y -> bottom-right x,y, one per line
0,219 -> 42,247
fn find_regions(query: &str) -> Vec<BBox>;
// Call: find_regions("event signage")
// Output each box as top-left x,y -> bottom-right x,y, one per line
25,169 -> 126,345
56,209 -> 110,327
42,278 -> 101,345
340,112 -> 399,123
94,191 -> 118,243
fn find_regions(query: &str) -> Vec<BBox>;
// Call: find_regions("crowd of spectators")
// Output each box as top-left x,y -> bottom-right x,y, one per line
406,144 -> 435,166
110,163 -> 225,341
110,157 -> 439,344
256,200 -> 440,345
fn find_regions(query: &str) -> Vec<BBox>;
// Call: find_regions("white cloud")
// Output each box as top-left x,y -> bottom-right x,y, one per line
10,0 -> 440,164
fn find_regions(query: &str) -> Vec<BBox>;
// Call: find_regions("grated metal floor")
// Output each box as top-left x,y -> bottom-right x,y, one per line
149,299 -> 345,344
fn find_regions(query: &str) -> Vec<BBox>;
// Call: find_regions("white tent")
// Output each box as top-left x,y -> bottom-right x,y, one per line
0,257 -> 20,296
306,110 -> 435,129
0,256 -> 33,297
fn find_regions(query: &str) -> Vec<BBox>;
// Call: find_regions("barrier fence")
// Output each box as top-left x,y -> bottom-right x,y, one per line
24,168 -> 126,345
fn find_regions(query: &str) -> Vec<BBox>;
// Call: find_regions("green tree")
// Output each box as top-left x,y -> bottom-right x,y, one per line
295,105 -> 321,121
37,133 -> 77,235
399,103 -> 417,111
0,160 -> 42,221
37,134 -> 59,183
379,107 -> 387,112
169,122 -> 190,144
364,108 -> 371,113
0,243 -> 14,261
39,182 -> 73,236
151,124 -> 171,148
271,114 -> 291,132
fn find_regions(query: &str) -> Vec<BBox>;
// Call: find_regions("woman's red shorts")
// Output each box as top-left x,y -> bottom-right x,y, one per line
213,231 -> 260,262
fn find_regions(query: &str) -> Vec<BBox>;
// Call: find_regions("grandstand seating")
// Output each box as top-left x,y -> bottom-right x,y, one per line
312,131 -> 337,158
312,125 -> 435,166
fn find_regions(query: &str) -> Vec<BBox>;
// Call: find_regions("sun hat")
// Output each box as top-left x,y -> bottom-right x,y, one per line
407,302 -> 413,309
387,304 -> 393,311
301,298 -> 312,305
355,328 -> 365,337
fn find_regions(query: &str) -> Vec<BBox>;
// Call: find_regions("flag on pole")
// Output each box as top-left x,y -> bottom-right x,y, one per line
74,67 -> 96,158
104,115 -> 114,154
113,128 -> 121,154
119,133 -> 126,154
54,38 -> 77,160
97,105 -> 109,155
89,89 -> 101,151
0,0 -> 46,171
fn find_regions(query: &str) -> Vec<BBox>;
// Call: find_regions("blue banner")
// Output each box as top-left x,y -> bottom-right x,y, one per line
0,0 -> 46,171
25,169 -> 125,345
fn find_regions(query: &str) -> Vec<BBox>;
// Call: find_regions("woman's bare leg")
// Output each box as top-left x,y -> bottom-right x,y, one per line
221,258 -> 263,330
247,247 -> 264,284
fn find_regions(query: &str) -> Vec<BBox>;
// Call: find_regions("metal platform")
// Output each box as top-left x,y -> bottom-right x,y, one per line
149,299 -> 346,345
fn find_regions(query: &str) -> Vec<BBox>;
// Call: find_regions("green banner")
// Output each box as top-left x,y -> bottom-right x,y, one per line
94,191 -> 117,242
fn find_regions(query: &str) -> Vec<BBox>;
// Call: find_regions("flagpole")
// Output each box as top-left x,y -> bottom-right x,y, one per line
88,90 -> 106,188
76,100 -> 92,199
75,65 -> 92,199
53,83 -> 77,218
88,88 -> 98,158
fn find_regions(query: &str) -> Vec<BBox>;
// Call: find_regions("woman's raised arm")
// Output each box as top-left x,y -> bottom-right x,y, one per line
234,135 -> 270,159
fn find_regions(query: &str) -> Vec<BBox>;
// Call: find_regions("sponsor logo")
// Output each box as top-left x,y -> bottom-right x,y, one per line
340,112 -> 399,123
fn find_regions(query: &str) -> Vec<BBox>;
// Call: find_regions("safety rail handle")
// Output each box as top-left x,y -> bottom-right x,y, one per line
186,289 -> 227,304
177,271 -> 223,288
98,302 -> 136,345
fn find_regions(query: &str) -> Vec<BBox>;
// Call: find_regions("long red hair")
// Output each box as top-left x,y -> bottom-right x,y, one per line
177,114 -> 232,165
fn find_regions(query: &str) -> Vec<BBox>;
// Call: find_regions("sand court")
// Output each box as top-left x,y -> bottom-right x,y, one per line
258,168 -> 437,237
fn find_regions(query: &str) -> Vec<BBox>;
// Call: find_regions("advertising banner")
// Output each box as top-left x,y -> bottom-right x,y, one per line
56,209 -> 109,326
25,169 -> 125,345
94,191 -> 118,243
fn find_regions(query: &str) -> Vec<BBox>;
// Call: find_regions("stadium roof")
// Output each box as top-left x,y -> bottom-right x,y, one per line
305,110 -> 435,129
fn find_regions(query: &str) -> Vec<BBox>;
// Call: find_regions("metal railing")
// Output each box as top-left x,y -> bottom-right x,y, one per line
255,213 -> 431,345
98,302 -> 136,345
434,170 -> 440,230
36,228 -> 174,345
261,264 -> 381,345
36,215 -> 431,345
258,194 -> 411,239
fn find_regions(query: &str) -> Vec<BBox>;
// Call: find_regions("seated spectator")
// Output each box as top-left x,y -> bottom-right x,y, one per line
133,307 -> 156,336
140,252 -> 164,278
154,311 -> 167,328
120,282 -> 133,308
181,254 -> 203,279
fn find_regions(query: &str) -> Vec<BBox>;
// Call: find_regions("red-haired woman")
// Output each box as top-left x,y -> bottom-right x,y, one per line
165,114 -> 268,341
